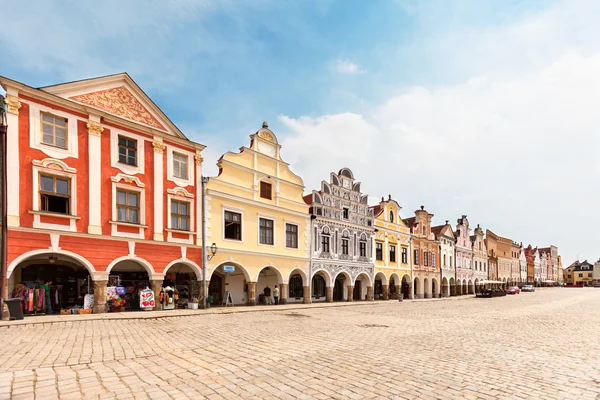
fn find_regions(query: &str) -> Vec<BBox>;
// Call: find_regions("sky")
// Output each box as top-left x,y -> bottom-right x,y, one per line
1,0 -> 598,266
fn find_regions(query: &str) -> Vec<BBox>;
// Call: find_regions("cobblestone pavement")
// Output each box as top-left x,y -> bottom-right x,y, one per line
1,288 -> 599,400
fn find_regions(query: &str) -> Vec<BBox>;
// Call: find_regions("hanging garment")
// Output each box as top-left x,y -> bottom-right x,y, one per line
28,289 -> 34,312
37,289 -> 45,311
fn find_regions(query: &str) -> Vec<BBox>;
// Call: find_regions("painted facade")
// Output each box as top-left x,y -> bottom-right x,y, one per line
403,206 -> 440,299
524,245 -> 535,283
205,122 -> 311,306
305,168 -> 375,302
519,245 -> 528,284
564,260 -> 594,286
432,221 -> 455,297
455,216 -> 474,294
470,224 -> 488,286
534,248 -> 542,284
1,73 -> 205,313
538,246 -> 559,283
371,196 -> 412,300
485,231 -> 499,281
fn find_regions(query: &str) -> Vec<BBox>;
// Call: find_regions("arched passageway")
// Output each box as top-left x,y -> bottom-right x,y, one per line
209,262 -> 251,306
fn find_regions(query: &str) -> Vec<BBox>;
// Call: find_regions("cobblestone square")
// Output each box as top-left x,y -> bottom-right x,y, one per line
1,289 -> 599,399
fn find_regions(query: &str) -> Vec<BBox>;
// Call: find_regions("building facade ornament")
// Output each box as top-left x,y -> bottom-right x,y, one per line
194,154 -> 203,165
152,141 -> 166,153
4,95 -> 21,115
86,121 -> 104,137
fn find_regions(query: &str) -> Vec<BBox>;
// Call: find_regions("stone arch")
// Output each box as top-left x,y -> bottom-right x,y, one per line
353,272 -> 372,287
163,259 -> 202,280
468,279 -> 473,295
374,271 -> 387,285
106,255 -> 155,276
413,276 -> 420,299
354,272 -> 371,301
442,277 -> 449,297
288,268 -> 308,286
424,277 -> 430,298
333,270 -> 352,301
255,265 -> 285,283
333,270 -> 352,285
8,248 -> 96,279
312,268 -> 333,287
339,167 -> 354,179
209,260 -> 251,282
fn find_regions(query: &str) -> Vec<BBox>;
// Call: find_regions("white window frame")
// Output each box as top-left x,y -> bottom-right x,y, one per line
110,128 -> 145,175
29,103 -> 79,159
167,146 -> 194,187
166,192 -> 195,245
222,206 -> 244,243
110,179 -> 146,239
284,219 -> 300,250
257,214 -> 276,247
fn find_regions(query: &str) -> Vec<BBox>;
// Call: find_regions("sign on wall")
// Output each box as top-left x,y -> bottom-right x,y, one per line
223,265 -> 235,273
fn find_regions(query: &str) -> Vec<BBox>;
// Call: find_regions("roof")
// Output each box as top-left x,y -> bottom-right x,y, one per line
303,194 -> 312,205
402,217 -> 416,227
370,204 -> 383,218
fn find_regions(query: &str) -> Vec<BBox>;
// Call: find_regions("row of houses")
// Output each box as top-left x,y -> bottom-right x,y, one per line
0,73 -> 561,314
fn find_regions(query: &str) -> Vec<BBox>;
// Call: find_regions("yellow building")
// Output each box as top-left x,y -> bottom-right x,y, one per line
205,122 -> 310,305
371,196 -> 412,300
563,260 -> 594,286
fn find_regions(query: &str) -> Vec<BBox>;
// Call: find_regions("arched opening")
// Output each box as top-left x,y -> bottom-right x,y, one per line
333,272 -> 350,301
468,279 -> 473,295
456,280 -> 463,296
374,272 -> 387,300
450,277 -> 456,296
288,273 -> 304,302
108,258 -> 152,311
389,273 -> 400,299
354,273 -> 371,301
462,280 -> 467,295
311,269 -> 330,302
442,277 -> 449,297
432,278 -> 438,298
413,277 -> 420,299
9,252 -> 93,315
162,262 -> 201,310
401,274 -> 411,299
209,262 -> 251,306
424,277 -> 430,298
257,266 -> 283,305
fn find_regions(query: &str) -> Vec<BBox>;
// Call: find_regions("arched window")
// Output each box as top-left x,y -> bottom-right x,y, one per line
289,274 -> 304,298
312,275 -> 326,298
390,211 -> 394,223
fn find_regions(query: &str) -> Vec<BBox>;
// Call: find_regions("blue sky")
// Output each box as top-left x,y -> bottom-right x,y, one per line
2,0 -> 599,266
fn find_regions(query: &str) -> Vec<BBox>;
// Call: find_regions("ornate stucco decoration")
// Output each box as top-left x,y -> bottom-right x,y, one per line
4,95 -> 21,115
316,263 -> 373,282
70,86 -> 166,130
194,154 -> 203,165
86,121 -> 104,137
152,141 -> 166,153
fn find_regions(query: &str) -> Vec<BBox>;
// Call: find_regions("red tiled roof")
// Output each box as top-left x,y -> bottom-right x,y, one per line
303,194 -> 312,205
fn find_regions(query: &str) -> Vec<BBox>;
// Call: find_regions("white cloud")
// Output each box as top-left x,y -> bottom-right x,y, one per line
280,0 -> 600,266
333,59 -> 366,74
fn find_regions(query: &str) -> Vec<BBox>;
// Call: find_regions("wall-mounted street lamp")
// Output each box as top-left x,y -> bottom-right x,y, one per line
207,243 -> 218,261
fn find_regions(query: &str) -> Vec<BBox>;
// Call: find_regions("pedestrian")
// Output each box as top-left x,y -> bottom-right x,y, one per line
273,285 -> 280,305
263,285 -> 272,305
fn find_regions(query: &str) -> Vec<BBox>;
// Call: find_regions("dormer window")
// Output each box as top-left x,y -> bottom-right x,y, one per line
260,181 -> 272,200
41,112 -> 68,149
389,211 -> 394,223
118,136 -> 137,166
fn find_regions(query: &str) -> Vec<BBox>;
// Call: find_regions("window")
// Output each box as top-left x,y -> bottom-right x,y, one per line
390,245 -> 396,262
443,254 -> 447,266
173,153 -> 188,179
41,112 -> 67,149
402,247 -> 408,264
422,225 -> 426,235
171,200 -> 190,231
286,223 -> 298,248
342,237 -> 349,255
312,275 -> 326,297
40,174 -> 70,214
588,273 -> 593,277
224,211 -> 242,240
432,252 -> 436,267
289,274 -> 304,298
578,273 -> 583,278
259,218 -> 274,245
376,243 -> 383,261
343,207 -> 349,219
389,211 -> 394,223
360,241 -> 367,257
321,234 -> 330,253
424,251 -> 429,266
118,136 -> 137,166
568,274 -> 572,278
260,181 -> 272,200
414,249 -> 419,265
116,189 -> 139,224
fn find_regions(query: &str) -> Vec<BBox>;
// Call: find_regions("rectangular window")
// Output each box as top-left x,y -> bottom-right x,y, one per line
402,247 -> 407,264
342,238 -> 349,255
173,152 -> 188,179
414,249 -> 419,265
579,273 -> 583,278
118,136 -> 137,166
321,235 -> 330,253
224,211 -> 242,240
259,218 -> 274,245
260,181 -> 272,200
432,252 -> 436,267
390,245 -> 396,263
40,174 -> 70,214
376,243 -> 383,261
170,200 -> 190,231
285,223 -> 298,248
424,251 -> 429,266
588,273 -> 592,277
116,189 -> 139,224
41,112 -> 67,149
360,241 -> 367,257
343,207 -> 349,219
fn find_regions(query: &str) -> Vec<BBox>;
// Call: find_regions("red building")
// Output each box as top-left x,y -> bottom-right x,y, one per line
1,73 -> 204,314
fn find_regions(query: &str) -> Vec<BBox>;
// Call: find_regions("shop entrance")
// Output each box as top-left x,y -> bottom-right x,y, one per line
209,263 -> 250,306
108,260 -> 151,312
353,281 -> 361,300
333,275 -> 346,301
162,263 -> 200,310
8,253 -> 92,316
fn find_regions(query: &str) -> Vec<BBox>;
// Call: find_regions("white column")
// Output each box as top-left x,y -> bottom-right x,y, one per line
5,90 -> 20,227
152,139 -> 165,241
195,152 -> 203,246
87,118 -> 103,234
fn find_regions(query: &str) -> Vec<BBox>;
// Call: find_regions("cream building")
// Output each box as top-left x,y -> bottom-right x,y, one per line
432,221 -> 455,297
470,224 -> 488,287
205,122 -> 311,305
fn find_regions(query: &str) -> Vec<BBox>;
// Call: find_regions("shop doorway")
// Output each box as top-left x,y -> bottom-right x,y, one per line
402,275 -> 411,299
333,275 -> 346,301
108,260 -> 151,311
162,263 -> 200,310
353,281 -> 361,300
311,271 -> 329,301
209,273 -> 224,305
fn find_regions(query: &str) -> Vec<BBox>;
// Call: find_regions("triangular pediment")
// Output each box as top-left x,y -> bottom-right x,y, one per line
40,73 -> 185,139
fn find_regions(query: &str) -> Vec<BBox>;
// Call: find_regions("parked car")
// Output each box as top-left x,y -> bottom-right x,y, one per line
506,286 -> 520,294
521,285 -> 535,292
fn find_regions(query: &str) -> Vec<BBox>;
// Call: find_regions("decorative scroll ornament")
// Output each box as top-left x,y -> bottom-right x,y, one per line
4,95 -> 21,115
194,154 -> 203,165
86,121 -> 104,137
152,141 -> 166,153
